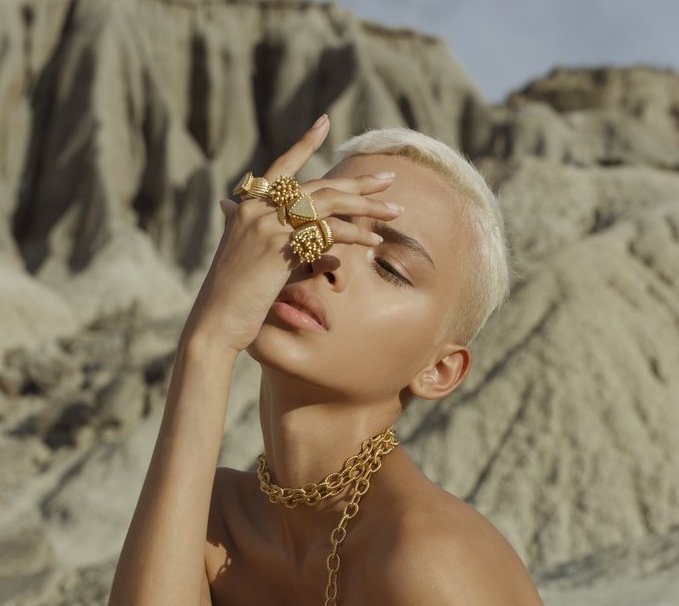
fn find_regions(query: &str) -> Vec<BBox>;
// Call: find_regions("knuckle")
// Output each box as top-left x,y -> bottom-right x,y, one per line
251,213 -> 272,236
300,133 -> 317,152
346,177 -> 364,193
236,198 -> 259,219
314,186 -> 335,199
325,216 -> 344,235
219,199 -> 238,223
301,178 -> 323,192
220,198 -> 238,213
351,223 -> 367,241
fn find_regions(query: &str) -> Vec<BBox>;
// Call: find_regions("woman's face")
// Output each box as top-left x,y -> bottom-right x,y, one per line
248,153 -> 474,404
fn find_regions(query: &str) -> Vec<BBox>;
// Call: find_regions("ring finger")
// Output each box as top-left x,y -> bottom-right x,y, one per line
314,215 -> 385,248
305,187 -> 403,222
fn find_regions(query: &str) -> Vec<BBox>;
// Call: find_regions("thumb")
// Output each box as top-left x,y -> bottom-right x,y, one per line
219,198 -> 239,229
219,198 -> 238,217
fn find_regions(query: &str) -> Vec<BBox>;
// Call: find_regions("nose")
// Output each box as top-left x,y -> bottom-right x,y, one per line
305,240 -> 356,288
307,255 -> 337,285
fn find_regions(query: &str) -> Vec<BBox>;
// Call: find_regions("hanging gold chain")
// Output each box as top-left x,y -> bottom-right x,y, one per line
256,426 -> 399,605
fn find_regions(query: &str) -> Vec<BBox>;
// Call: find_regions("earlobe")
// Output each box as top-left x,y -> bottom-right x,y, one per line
408,347 -> 472,401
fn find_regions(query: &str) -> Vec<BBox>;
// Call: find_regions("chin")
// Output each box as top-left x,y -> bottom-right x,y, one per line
246,322 -> 316,375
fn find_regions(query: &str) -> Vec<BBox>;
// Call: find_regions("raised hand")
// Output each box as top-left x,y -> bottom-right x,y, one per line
180,114 -> 402,357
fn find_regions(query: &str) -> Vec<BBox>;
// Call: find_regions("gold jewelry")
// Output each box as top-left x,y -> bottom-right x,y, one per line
276,206 -> 289,227
269,175 -> 303,227
257,426 -> 399,606
268,175 -> 301,208
289,219 -> 333,263
232,171 -> 270,200
287,192 -> 319,229
318,217 -> 334,249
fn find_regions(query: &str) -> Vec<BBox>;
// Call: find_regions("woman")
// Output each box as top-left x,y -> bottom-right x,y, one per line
109,114 -> 544,605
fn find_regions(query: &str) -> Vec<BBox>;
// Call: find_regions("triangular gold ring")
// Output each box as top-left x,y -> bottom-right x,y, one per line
287,192 -> 319,228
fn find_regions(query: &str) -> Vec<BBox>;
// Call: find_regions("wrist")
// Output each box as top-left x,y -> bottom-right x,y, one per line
178,329 -> 241,367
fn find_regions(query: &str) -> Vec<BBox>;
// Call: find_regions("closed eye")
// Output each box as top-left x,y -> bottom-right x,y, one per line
372,258 -> 410,287
336,214 -> 411,287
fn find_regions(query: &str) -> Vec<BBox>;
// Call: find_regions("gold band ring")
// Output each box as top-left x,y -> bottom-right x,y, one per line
232,171 -> 270,200
318,216 -> 334,248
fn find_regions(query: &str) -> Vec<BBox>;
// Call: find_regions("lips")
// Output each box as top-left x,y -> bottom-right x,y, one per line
275,286 -> 328,330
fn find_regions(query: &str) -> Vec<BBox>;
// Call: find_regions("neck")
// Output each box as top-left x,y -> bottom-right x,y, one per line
258,370 -> 402,490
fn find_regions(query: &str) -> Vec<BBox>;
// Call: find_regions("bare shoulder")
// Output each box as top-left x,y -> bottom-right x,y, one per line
205,466 -> 253,551
366,478 -> 544,606
213,465 -> 250,494
209,466 -> 255,517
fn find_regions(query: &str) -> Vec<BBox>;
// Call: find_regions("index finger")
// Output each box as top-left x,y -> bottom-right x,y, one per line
263,114 -> 330,182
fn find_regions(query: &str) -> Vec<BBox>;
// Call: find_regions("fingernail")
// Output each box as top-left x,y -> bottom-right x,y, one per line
312,114 -> 328,129
374,171 -> 395,180
384,201 -> 403,212
370,232 -> 383,244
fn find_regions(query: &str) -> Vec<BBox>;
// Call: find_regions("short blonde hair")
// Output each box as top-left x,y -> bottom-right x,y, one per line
334,128 -> 512,346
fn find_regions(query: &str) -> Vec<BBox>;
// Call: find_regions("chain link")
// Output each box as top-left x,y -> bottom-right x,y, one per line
256,426 -> 399,605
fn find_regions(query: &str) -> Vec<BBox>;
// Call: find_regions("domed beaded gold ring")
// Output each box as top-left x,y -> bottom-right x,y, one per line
268,175 -> 302,226
290,219 -> 334,263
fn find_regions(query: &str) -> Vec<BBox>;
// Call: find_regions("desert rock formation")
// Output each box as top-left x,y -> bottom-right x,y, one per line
1,0 -> 678,604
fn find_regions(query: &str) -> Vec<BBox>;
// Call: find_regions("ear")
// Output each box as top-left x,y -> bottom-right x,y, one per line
408,345 -> 472,401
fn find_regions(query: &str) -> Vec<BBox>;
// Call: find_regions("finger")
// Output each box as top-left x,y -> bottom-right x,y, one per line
301,172 -> 396,196
321,216 -> 384,248
310,188 -> 404,221
219,198 -> 239,219
263,114 -> 330,182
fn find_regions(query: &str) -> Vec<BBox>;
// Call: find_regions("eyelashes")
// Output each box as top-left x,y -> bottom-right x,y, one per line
334,215 -> 409,287
372,258 -> 410,287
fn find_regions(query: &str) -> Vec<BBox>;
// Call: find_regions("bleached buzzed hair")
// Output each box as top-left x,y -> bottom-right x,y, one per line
334,128 -> 512,347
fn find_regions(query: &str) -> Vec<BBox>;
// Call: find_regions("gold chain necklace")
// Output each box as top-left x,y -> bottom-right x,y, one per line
256,426 -> 399,605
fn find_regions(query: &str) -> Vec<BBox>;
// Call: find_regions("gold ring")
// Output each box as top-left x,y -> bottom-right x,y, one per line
287,192 -> 319,229
318,217 -> 334,248
290,219 -> 333,263
232,171 -> 270,200
268,175 -> 301,209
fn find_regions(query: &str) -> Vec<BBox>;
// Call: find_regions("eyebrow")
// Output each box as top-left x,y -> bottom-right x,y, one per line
370,219 -> 436,271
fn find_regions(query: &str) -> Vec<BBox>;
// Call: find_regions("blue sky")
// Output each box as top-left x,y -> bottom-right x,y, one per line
328,0 -> 679,103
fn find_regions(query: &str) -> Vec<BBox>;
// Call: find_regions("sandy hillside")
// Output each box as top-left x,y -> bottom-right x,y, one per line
1,1 -> 678,604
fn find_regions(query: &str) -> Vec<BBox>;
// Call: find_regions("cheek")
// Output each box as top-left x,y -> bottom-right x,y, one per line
340,302 -> 440,377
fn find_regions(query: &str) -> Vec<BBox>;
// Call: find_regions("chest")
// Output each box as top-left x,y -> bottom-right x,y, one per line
205,505 -> 377,606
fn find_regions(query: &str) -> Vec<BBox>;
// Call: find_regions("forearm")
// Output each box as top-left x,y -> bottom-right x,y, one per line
109,338 -> 238,605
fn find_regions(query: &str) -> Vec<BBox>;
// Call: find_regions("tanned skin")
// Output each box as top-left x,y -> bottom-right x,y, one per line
109,115 -> 545,606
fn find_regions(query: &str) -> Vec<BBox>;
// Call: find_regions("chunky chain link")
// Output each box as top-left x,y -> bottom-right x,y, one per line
256,426 -> 399,605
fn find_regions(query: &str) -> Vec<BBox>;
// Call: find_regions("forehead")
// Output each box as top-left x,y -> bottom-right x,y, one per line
326,153 -> 471,278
